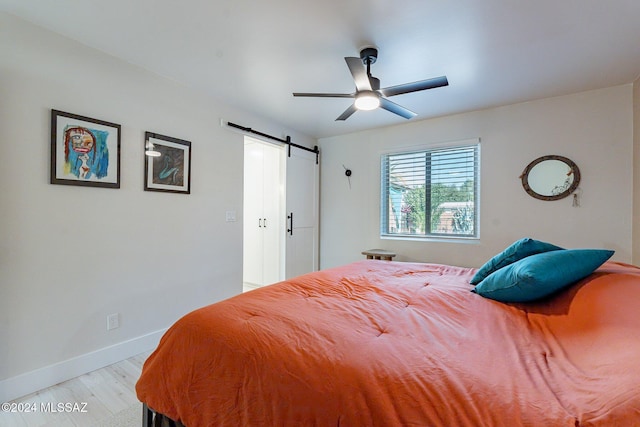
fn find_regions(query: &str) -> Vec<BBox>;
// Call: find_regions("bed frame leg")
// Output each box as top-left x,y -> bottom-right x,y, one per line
142,403 -> 153,427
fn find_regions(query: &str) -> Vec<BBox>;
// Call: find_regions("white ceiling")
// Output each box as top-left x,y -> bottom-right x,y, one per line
3,0 -> 640,139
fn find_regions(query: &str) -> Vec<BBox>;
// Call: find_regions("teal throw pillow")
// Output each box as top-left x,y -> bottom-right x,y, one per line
472,249 -> 614,302
470,238 -> 563,285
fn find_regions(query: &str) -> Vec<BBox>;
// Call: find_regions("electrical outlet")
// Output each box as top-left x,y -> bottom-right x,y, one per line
107,313 -> 119,331
225,211 -> 237,222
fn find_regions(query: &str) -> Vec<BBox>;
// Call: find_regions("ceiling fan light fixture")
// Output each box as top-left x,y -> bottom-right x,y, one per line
354,91 -> 380,111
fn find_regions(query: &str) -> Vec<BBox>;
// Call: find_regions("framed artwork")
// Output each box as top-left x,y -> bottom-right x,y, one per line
144,132 -> 191,194
50,109 -> 121,188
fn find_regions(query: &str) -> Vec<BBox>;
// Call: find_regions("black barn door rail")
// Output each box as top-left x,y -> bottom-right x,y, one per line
227,121 -> 319,164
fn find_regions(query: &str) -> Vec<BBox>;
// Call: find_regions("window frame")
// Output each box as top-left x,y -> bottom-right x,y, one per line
380,139 -> 480,241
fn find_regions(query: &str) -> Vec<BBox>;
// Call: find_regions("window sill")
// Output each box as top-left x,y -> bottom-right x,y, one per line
380,234 -> 480,244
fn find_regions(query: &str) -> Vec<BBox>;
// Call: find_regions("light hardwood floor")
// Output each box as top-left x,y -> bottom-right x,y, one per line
0,351 -> 150,427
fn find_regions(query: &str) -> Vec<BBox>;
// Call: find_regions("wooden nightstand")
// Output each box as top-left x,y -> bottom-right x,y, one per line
362,249 -> 396,261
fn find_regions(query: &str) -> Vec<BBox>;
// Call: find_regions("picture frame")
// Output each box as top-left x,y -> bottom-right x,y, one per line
51,109 -> 121,188
144,132 -> 191,194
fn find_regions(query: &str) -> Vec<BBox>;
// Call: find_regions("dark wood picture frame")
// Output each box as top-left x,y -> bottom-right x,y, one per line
50,109 -> 121,188
144,132 -> 191,194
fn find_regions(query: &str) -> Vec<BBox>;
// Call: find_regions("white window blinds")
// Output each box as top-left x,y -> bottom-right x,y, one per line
381,142 -> 479,238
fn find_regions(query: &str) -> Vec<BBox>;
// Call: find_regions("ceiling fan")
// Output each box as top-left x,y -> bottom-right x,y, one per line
293,47 -> 448,121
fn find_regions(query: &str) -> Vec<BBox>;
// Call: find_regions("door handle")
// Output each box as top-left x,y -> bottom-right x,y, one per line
287,212 -> 293,236
263,218 -> 267,228
258,218 -> 262,228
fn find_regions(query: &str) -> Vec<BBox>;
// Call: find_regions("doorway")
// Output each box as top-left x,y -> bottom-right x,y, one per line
242,137 -> 285,291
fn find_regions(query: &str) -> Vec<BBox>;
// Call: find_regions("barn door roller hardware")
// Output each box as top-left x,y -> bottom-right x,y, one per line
226,121 -> 319,164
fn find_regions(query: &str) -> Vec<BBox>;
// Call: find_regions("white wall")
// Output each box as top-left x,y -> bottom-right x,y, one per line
319,85 -> 634,269
0,13 -> 315,401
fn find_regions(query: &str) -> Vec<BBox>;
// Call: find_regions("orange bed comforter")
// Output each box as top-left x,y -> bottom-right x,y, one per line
136,260 -> 640,426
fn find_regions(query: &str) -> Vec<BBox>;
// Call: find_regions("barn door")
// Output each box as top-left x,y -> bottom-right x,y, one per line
284,146 -> 319,279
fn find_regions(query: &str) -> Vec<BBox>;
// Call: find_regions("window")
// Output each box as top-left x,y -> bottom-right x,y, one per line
381,141 -> 479,239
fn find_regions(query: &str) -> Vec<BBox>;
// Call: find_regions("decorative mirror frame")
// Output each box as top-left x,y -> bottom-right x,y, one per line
520,155 -> 580,201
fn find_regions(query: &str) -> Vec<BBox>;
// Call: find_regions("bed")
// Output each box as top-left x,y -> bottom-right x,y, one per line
136,255 -> 640,426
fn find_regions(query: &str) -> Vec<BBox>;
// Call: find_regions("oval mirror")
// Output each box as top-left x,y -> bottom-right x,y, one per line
521,155 -> 580,201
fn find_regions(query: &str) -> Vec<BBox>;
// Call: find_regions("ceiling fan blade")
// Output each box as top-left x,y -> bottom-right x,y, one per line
336,104 -> 357,121
379,98 -> 417,119
345,57 -> 372,91
381,76 -> 448,97
293,92 -> 354,98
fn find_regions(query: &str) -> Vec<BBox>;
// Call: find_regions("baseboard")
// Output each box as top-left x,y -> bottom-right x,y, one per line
243,282 -> 262,292
0,328 -> 167,403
